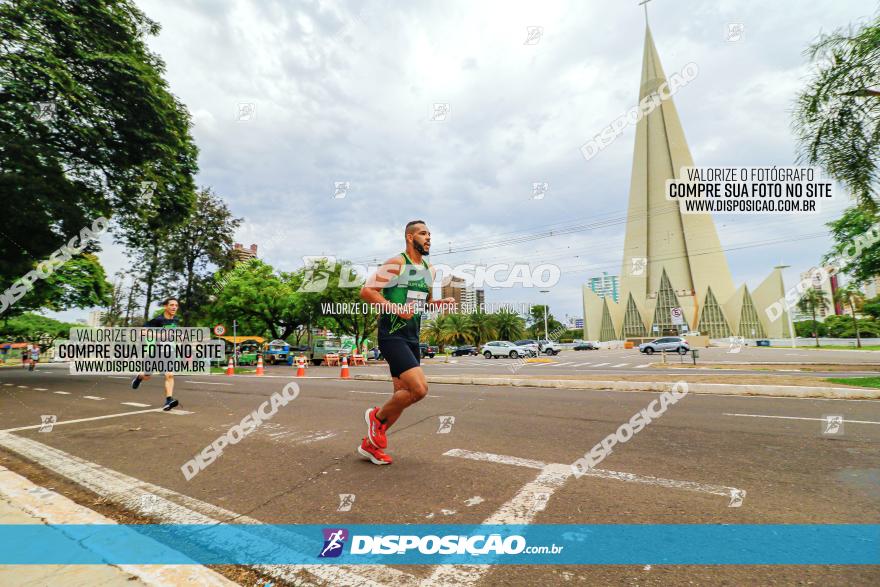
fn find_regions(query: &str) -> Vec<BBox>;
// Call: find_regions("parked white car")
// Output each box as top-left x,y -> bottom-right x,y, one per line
481,341 -> 535,359
536,339 -> 562,356
638,336 -> 690,355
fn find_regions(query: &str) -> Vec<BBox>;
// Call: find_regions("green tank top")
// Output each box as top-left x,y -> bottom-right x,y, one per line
377,252 -> 431,341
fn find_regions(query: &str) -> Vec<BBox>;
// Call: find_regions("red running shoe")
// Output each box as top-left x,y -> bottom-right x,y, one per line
364,407 -> 387,448
358,437 -> 392,465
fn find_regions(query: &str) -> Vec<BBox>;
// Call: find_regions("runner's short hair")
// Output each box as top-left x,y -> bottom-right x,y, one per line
161,297 -> 179,306
405,220 -> 426,235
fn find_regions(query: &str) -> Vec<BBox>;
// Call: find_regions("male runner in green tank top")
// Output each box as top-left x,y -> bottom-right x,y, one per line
357,220 -> 455,465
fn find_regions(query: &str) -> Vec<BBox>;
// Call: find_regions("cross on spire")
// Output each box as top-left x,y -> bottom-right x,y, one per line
638,0 -> 653,23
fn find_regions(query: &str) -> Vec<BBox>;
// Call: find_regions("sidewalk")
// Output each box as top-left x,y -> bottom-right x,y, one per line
0,465 -> 237,586
353,373 -> 880,399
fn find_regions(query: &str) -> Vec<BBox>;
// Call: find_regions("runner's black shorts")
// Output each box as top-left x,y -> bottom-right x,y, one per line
378,337 -> 420,378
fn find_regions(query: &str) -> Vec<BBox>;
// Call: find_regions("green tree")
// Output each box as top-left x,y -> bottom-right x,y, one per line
527,304 -> 563,339
491,309 -> 525,342
420,313 -> 449,347
465,310 -> 497,346
794,319 -> 827,338
101,273 -> 126,326
0,312 -> 78,349
793,12 -> 880,211
5,254 -> 112,319
165,188 -> 242,324
833,285 -> 865,347
0,0 -> 199,287
825,207 -> 880,285
440,313 -> 473,349
862,295 -> 880,319
207,260 -> 301,340
313,261 -> 378,349
797,288 -> 831,347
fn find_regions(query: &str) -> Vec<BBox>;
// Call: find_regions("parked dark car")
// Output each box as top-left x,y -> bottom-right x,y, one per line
419,343 -> 438,358
573,341 -> 599,350
452,345 -> 478,356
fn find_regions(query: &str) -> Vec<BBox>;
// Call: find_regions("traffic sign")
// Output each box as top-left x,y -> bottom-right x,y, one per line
670,307 -> 684,326
214,324 -> 226,336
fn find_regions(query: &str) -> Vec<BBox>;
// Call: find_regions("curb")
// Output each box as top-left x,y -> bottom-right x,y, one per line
351,374 -> 880,400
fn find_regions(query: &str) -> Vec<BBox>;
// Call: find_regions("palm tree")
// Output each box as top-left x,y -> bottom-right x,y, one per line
793,14 -> 880,211
441,313 -> 473,349
491,309 -> 525,342
797,288 -> 831,347
833,285 -> 865,348
420,314 -> 448,347
466,311 -> 497,346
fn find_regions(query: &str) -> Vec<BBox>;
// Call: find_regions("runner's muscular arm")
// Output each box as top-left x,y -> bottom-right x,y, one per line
360,256 -> 415,319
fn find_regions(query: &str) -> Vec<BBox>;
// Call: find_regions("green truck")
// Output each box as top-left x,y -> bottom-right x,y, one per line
309,338 -> 349,366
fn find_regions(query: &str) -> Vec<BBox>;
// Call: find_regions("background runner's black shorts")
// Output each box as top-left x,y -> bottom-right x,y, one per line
378,338 -> 420,378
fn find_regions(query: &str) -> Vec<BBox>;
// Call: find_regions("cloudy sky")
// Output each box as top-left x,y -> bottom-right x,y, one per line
59,0 -> 876,323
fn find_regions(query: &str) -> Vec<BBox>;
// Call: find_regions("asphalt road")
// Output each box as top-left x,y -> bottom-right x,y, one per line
1,364 -> 878,585
376,345 -> 880,378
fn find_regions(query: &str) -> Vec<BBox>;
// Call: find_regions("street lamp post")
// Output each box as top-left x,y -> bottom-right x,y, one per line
539,290 -> 550,344
233,319 -> 238,366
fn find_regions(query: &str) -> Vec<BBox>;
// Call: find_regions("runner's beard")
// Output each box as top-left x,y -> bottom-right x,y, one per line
414,241 -> 430,256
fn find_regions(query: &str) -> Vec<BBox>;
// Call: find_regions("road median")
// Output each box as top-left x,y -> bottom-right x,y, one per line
352,373 -> 880,399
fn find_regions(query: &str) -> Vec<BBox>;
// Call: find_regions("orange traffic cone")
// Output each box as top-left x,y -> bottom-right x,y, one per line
255,354 -> 264,376
296,356 -> 305,377
225,357 -> 234,376
340,354 -> 350,379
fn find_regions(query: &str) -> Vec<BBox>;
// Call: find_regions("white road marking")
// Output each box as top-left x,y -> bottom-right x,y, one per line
611,363 -> 629,368
593,362 -> 610,367
443,449 -> 545,470
53,391 -> 71,395
445,448 -> 743,497
0,408 -> 191,433
121,402 -> 151,407
16,385 -> 27,389
464,496 -> 484,507
108,376 -> 130,380
428,454 -> 572,586
181,380 -> 233,386
724,413 -> 880,425
83,395 -> 104,400
635,364 -> 651,368
0,433 -> 416,587
554,362 -> 574,367
0,465 -> 236,586
33,387 -> 48,391
573,362 -> 591,367
2,383 -> 12,386
299,431 -> 338,444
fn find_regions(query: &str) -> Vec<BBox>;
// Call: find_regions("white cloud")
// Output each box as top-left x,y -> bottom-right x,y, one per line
67,0 -> 875,322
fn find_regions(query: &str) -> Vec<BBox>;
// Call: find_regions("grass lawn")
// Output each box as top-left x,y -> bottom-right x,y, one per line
826,377 -> 880,389
209,366 -> 256,374
798,344 -> 880,351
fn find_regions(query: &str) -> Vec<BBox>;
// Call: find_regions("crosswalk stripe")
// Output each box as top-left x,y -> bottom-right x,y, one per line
54,391 -> 70,395
33,388 -> 48,391
593,363 -> 610,367
554,362 -> 574,366
83,396 -> 104,401
612,363 -> 629,368
635,364 -> 650,369
121,402 -> 151,407
574,362 -> 591,367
